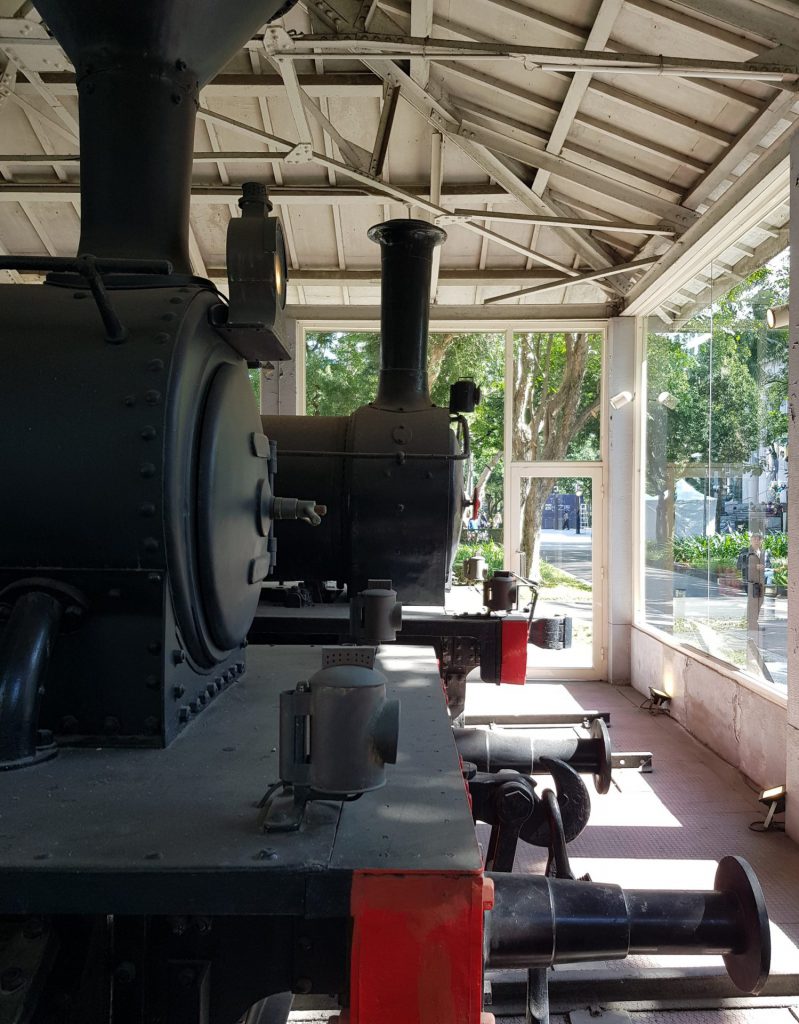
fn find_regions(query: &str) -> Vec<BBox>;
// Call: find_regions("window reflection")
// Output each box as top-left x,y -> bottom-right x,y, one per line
644,252 -> 788,690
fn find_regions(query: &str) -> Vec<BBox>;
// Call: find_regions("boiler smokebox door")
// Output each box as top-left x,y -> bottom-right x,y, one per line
197,362 -> 267,651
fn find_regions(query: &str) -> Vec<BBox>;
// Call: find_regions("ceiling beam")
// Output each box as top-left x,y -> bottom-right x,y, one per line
204,267 -> 568,286
623,130 -> 791,315
442,209 -> 676,235
459,120 -> 698,229
666,0 -> 799,50
358,54 -> 623,287
484,256 -> 659,303
532,0 -> 623,198
198,104 -> 579,274
682,85 -> 799,210
455,98 -> 687,200
369,82 -> 399,175
409,0 -> 433,87
26,72 -> 386,98
0,180 -> 524,204
264,30 -> 799,80
289,302 -> 611,321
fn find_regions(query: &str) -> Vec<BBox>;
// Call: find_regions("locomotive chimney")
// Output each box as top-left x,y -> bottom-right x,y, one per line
368,219 -> 446,411
33,0 -> 292,274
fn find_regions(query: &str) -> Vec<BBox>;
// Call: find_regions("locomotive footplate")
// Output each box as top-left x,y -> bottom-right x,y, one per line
0,644 -> 480,916
251,601 -> 522,685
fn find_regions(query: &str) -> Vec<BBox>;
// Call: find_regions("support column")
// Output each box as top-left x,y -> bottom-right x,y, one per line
785,134 -> 799,840
259,317 -> 298,416
606,316 -> 637,684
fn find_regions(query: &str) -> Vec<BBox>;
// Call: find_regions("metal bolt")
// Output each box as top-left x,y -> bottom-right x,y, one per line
236,662 -> 245,675
139,502 -> 156,518
189,700 -> 199,713
198,693 -> 207,706
139,462 -> 156,479
144,389 -> 162,405
147,358 -> 164,372
142,537 -> 159,553
145,675 -> 159,691
103,716 -> 121,735
206,684 -> 215,698
173,684 -> 186,699
294,977 -> 312,994
173,649 -> 187,665
140,425 -> 157,440
123,394 -> 136,407
178,705 -> 190,722
298,936 -> 312,952
1,968 -> 25,993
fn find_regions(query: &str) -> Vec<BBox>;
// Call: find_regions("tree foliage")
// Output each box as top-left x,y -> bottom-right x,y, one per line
512,331 -> 602,572
304,329 -> 506,520
646,250 -> 788,543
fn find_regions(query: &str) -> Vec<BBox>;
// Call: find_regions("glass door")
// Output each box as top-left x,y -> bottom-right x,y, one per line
508,468 -> 605,677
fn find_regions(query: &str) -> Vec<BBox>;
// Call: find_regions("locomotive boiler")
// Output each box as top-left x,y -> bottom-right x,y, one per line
0,0 -> 314,755
0,0 -> 775,1021
262,219 -> 466,605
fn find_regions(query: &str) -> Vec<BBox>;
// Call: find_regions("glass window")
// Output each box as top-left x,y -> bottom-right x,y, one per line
643,252 -> 788,691
512,331 -> 603,462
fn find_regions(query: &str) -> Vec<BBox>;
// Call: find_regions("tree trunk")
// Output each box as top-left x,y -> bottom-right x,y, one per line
521,477 -> 553,579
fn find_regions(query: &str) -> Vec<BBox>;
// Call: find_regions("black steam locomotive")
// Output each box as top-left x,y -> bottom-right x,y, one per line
0,0 -> 772,1021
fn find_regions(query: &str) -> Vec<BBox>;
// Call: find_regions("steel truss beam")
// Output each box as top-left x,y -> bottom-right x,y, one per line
484,256 -> 659,303
264,30 -> 799,80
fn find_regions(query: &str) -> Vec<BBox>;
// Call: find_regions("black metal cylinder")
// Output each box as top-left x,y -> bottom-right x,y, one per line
454,719 -> 612,794
75,67 -> 197,272
485,856 -> 770,994
33,0 -> 290,270
0,591 -> 63,768
368,220 -> 446,411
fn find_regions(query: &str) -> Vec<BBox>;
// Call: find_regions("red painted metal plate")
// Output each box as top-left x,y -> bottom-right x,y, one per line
349,871 -> 486,1024
500,618 -> 528,684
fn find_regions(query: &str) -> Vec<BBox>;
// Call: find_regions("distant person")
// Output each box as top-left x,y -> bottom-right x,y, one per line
562,511 -> 570,531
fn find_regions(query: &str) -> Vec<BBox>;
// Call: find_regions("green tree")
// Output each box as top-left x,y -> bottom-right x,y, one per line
645,251 -> 787,544
512,331 -> 602,574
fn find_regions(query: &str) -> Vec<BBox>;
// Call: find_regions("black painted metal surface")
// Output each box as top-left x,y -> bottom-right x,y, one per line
33,0 -> 290,271
0,645 -> 479,916
0,284 -> 267,746
262,220 -> 465,604
249,602 -> 506,683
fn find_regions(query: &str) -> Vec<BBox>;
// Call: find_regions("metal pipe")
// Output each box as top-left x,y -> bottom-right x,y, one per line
484,857 -> 770,994
454,719 -> 612,794
0,591 -> 63,769
32,0 -> 291,271
368,219 -> 446,411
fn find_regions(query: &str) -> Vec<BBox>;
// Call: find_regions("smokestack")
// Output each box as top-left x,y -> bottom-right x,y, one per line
368,219 -> 446,411
34,0 -> 293,273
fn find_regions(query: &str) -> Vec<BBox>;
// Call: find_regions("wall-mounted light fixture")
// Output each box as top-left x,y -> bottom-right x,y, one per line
657,391 -> 678,410
766,305 -> 789,329
609,390 -> 634,410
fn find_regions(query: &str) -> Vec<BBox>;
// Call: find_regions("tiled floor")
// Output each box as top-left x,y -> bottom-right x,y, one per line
464,678 -> 799,1021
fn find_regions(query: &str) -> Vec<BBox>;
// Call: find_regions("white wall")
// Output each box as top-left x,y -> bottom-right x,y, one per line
631,627 -> 787,788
